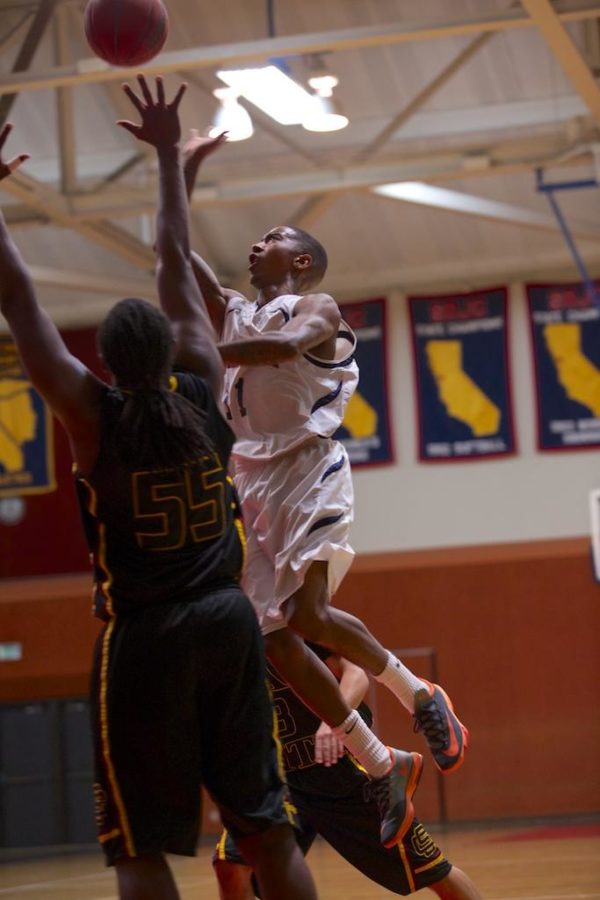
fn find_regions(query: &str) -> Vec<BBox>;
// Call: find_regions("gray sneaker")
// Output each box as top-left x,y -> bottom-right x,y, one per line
367,749 -> 423,848
413,681 -> 468,773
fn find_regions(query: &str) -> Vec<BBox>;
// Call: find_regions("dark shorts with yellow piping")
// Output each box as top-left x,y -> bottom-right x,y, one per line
90,586 -> 291,865
214,755 -> 451,895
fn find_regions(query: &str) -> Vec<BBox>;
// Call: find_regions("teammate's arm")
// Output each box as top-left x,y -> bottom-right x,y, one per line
118,77 -> 224,399
218,293 -> 340,366
315,656 -> 370,767
182,129 -> 242,336
0,124 -> 101,445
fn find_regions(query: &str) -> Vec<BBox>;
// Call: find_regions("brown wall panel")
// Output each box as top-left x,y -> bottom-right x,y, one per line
1,537 -> 599,826
335,538 -> 600,822
0,574 -> 99,700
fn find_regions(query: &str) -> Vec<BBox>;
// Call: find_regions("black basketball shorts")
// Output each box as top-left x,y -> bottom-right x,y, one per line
90,586 -> 291,865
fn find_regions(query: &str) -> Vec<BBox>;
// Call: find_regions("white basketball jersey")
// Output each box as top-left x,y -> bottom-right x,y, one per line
222,294 -> 358,460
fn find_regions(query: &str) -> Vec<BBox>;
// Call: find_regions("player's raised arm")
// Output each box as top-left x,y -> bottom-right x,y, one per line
118,76 -> 224,398
0,124 -> 100,440
182,128 -> 243,336
218,292 -> 340,366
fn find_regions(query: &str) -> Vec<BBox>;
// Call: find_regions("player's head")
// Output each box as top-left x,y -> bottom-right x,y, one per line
98,297 -> 172,389
97,298 -> 212,468
248,225 -> 328,292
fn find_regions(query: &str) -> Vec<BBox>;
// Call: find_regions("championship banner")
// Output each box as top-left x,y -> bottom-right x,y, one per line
408,287 -> 515,461
526,281 -> 600,451
0,338 -> 56,496
335,298 -> 394,467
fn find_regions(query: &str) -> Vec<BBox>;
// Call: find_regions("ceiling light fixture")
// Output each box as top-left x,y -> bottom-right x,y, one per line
302,73 -> 349,133
208,87 -> 254,142
216,66 -> 315,125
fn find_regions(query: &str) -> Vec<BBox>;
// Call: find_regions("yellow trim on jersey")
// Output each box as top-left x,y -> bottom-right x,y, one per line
233,514 -> 247,571
169,374 -> 178,391
79,473 -> 98,517
78,476 -> 117,616
215,830 -> 228,861
268,680 -> 297,824
98,828 -> 121,844
77,476 -> 97,606
414,854 -> 446,875
397,841 -> 416,893
99,619 -> 136,857
98,523 -> 115,616
227,475 -> 247,575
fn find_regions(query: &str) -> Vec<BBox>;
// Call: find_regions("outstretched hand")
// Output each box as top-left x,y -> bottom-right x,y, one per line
118,75 -> 187,148
182,128 -> 228,168
0,123 -> 29,181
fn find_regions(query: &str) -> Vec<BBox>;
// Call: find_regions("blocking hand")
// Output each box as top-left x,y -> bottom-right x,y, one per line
0,123 -> 29,181
118,75 -> 187,148
182,128 -> 228,168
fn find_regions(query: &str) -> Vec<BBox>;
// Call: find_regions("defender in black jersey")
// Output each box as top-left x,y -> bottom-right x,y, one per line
214,645 -> 482,900
0,84 -> 317,900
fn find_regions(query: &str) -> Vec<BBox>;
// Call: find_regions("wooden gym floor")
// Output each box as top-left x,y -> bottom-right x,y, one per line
0,819 -> 599,899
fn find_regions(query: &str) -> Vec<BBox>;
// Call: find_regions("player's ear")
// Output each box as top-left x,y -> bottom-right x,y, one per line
293,253 -> 312,271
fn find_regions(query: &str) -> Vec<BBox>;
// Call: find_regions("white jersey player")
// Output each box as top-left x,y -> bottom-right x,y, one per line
222,293 -> 358,461
183,128 -> 469,852
222,291 -> 358,630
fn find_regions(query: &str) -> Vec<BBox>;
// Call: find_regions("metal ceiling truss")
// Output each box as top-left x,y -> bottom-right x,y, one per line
0,2 -> 599,96
0,0 -> 599,298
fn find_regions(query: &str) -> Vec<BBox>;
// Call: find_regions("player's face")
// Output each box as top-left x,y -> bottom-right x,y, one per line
247,226 -> 299,287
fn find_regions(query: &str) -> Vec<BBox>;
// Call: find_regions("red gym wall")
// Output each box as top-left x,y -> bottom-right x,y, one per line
1,327 -> 599,827
1,539 -> 599,827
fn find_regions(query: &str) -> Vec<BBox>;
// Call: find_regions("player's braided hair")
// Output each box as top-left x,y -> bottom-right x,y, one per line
98,298 -> 213,468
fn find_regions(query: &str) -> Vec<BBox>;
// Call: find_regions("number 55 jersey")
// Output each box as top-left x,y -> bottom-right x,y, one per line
75,371 -> 245,620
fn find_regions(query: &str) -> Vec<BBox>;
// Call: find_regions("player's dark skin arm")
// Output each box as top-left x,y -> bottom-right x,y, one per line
0,123 -> 103,475
181,129 -> 242,336
218,293 -> 340,365
118,76 -> 225,400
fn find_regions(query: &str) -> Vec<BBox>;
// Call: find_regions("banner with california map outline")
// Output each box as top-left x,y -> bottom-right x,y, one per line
408,288 -> 515,462
526,281 -> 600,451
0,338 -> 56,496
335,298 -> 394,467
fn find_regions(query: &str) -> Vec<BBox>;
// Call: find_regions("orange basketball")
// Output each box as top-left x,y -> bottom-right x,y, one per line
84,0 -> 168,67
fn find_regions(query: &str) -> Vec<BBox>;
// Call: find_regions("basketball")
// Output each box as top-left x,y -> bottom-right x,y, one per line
84,0 -> 168,67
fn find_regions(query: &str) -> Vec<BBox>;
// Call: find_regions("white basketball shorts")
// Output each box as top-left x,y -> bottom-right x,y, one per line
232,437 -> 355,635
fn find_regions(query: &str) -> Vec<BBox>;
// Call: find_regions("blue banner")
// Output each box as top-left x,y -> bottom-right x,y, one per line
409,288 -> 514,461
336,298 -> 394,467
0,338 -> 56,496
526,282 -> 600,451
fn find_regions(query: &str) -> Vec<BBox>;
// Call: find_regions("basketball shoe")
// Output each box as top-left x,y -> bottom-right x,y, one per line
366,749 -> 423,847
413,681 -> 468,773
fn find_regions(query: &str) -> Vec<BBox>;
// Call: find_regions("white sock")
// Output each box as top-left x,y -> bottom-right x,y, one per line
332,710 -> 391,779
375,651 -> 428,713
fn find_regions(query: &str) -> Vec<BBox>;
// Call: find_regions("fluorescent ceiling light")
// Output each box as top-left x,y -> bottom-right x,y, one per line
217,66 -> 316,125
373,182 -> 437,202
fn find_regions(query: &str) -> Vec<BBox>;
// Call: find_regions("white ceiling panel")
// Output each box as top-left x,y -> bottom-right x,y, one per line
0,0 -> 598,326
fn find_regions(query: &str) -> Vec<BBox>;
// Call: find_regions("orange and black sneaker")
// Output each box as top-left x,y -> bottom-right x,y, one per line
366,749 -> 423,848
413,681 -> 468,774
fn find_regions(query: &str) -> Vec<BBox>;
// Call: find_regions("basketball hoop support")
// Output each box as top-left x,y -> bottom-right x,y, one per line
536,168 -> 600,308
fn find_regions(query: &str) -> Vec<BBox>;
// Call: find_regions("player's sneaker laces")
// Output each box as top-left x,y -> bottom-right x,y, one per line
413,680 -> 468,774
364,749 -> 423,848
